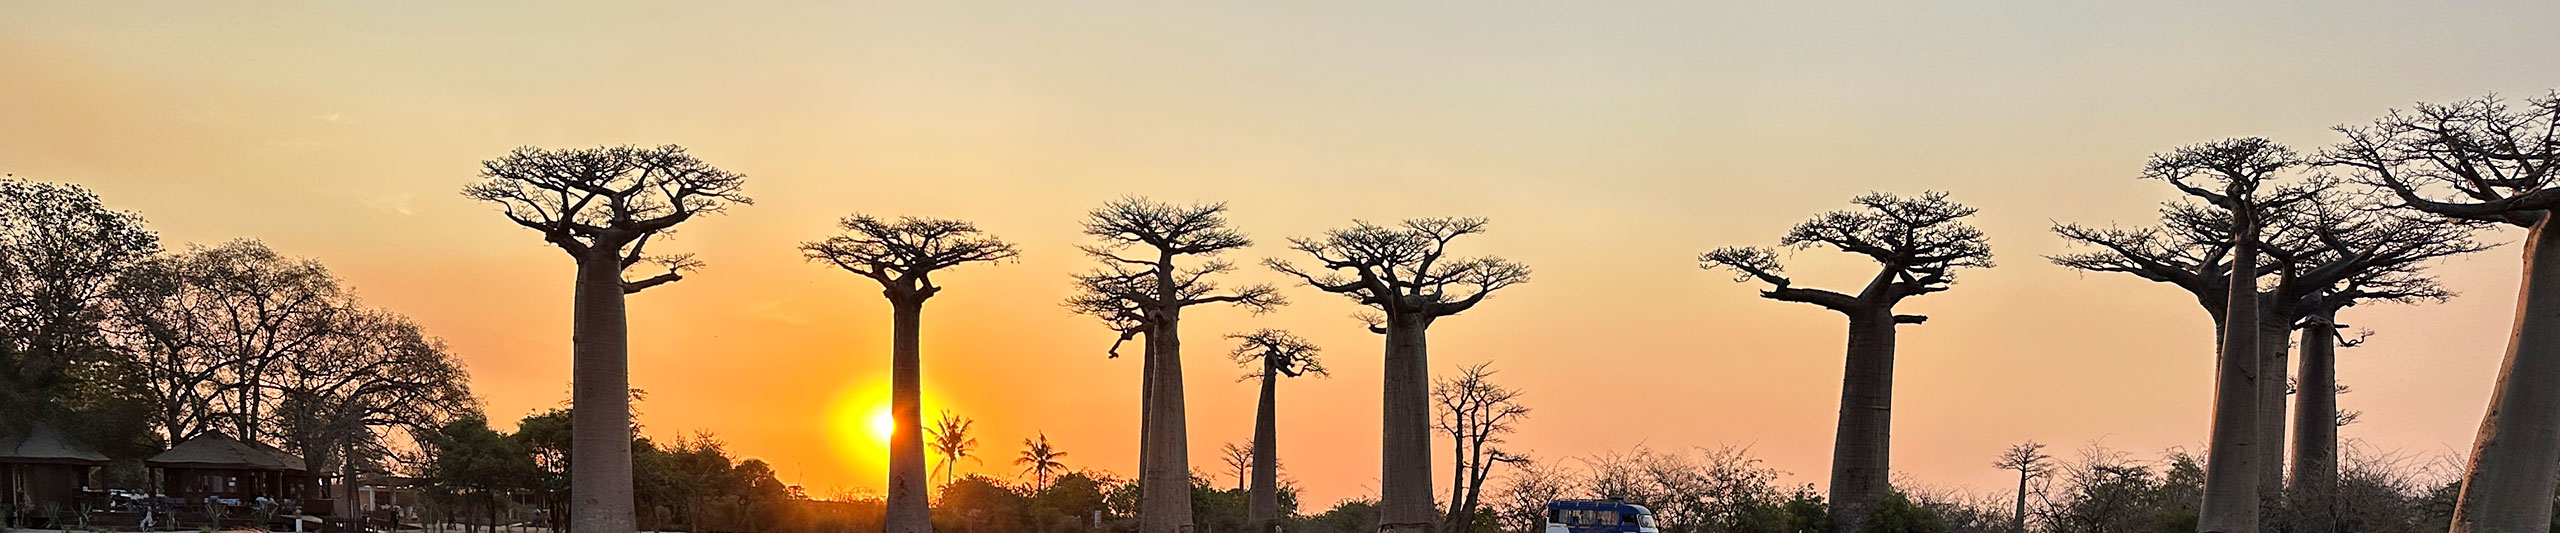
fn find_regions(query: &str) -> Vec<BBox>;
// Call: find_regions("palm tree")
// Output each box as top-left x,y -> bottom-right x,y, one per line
1017,433 -> 1067,492
463,145 -> 749,533
802,215 -> 1017,533
928,410 -> 980,487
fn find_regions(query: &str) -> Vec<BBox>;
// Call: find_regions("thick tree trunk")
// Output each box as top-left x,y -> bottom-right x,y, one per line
1443,438 -> 1469,533
2451,218 -> 2560,533
886,298 -> 931,533
2289,313 -> 2338,533
1140,333 -> 1157,501
1249,372 -> 1281,532
1140,313 -> 1193,532
2012,471 -> 2028,533
568,252 -> 636,533
1829,311 -> 1897,533
1381,314 -> 1436,533
2198,216 -> 2262,533
2254,309 -> 2292,508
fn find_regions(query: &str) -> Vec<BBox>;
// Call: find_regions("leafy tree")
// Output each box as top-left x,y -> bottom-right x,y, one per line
933,474 -> 1028,532
463,144 -> 749,533
1270,217 -> 1530,533
0,176 -> 158,446
424,415 -> 539,533
803,215 -> 1016,533
1066,197 -> 1281,533
1702,192 -> 1992,531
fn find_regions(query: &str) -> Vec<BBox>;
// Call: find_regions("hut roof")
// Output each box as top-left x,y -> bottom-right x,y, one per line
147,432 -> 307,472
0,424 -> 110,465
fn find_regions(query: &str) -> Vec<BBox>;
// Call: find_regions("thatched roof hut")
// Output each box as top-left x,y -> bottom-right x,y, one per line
146,432 -> 305,472
0,424 -> 110,513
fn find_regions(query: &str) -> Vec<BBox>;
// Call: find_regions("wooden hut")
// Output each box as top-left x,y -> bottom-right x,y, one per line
0,424 -> 110,513
146,432 -> 310,508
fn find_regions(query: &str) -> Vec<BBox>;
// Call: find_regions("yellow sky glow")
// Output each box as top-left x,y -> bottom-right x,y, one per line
6,0 -> 2558,505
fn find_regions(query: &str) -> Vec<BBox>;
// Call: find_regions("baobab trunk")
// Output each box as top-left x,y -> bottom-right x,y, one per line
1250,370 -> 1281,533
1829,311 -> 1896,533
568,250 -> 636,533
1381,314 -> 1436,533
2255,310 -> 2292,506
1140,315 -> 1193,533
886,298 -> 930,533
2289,312 -> 2338,533
2451,216 -> 2560,533
2011,470 -> 2028,533
2198,216 -> 2262,533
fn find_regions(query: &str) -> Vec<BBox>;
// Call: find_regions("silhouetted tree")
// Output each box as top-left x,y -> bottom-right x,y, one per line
2323,90 -> 2560,533
1221,442 -> 1254,491
2269,203 -> 2481,533
1017,432 -> 1068,493
272,308 -> 476,514
1433,362 -> 1528,533
2055,190 -> 2477,523
0,176 -> 159,440
1231,328 -> 1325,532
113,240 -> 350,444
802,215 -> 1016,533
1700,191 -> 1991,532
1269,217 -> 1530,533
2135,138 -> 2326,533
1994,441 -> 2052,533
1065,197 -> 1280,533
929,410 -> 981,487
462,144 -> 749,532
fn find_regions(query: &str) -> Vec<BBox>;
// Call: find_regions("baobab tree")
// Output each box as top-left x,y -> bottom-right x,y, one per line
1699,191 -> 1992,532
1433,362 -> 1529,533
2323,91 -> 2560,533
803,215 -> 1017,533
463,145 -> 748,533
2053,191 -> 2472,521
1993,441 -> 2052,533
2135,138 -> 2320,533
1017,432 -> 1067,492
1231,328 -> 1326,532
1063,197 -> 1280,533
1268,217 -> 1531,533
2268,204 -> 2481,532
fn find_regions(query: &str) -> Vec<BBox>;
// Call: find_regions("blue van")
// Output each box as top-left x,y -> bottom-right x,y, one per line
1542,499 -> 1660,533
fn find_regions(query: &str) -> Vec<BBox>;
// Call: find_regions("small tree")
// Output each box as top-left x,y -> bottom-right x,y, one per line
1231,328 -> 1325,532
1268,218 -> 1530,533
1017,433 -> 1068,493
1434,363 -> 1529,533
463,145 -> 748,532
1993,441 -> 2053,533
803,215 -> 1017,533
1701,191 -> 1991,532
928,410 -> 981,487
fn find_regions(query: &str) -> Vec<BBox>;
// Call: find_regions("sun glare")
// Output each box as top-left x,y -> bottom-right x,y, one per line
868,406 -> 895,442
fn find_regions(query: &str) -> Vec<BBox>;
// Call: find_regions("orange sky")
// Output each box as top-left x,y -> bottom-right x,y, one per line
6,0 -> 2557,505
